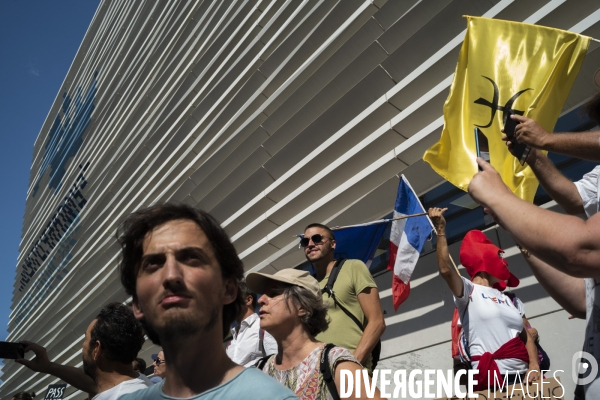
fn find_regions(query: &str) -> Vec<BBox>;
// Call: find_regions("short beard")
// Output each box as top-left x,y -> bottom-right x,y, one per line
82,357 -> 97,381
141,304 -> 220,346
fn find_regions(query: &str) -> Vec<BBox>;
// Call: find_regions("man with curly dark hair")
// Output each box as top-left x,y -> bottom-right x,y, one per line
115,203 -> 296,400
17,303 -> 152,400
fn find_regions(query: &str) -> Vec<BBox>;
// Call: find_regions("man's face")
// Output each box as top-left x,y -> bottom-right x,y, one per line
153,350 -> 167,378
303,226 -> 335,264
131,219 -> 236,344
82,319 -> 98,380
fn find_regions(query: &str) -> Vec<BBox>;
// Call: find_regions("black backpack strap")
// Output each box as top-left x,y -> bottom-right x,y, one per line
323,259 -> 346,295
320,343 -> 340,400
254,354 -> 271,370
322,259 -> 364,331
258,328 -> 265,356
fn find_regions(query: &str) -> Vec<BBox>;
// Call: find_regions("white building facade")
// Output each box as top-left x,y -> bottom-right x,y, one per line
2,1 -> 600,398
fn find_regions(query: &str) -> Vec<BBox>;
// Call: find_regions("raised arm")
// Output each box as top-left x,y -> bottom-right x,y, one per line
428,208 -> 463,297
522,150 -> 583,215
468,158 -> 600,278
16,341 -> 97,396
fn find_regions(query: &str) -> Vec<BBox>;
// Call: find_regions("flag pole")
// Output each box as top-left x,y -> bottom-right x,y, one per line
448,254 -> 461,276
391,212 -> 427,221
329,212 -> 428,231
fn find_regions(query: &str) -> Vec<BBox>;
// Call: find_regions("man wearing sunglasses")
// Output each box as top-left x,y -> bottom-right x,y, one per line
301,223 -> 386,373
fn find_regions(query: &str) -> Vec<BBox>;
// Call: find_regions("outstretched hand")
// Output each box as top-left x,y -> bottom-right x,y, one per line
16,341 -> 52,373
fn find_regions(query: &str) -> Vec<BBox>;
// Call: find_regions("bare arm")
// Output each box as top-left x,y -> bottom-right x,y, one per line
335,360 -> 385,399
507,114 -> 600,162
16,341 -> 97,396
468,158 -> 600,278
428,208 -> 463,297
521,317 -> 539,342
520,252 -> 586,318
354,288 -> 385,366
524,150 -> 584,215
522,328 -> 540,383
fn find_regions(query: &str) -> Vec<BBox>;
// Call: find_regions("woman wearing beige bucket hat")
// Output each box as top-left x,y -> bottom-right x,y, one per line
246,268 -> 384,400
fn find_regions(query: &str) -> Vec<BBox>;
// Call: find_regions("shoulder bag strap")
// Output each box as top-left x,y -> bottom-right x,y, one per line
320,343 -> 340,400
258,327 -> 266,356
323,259 -> 364,331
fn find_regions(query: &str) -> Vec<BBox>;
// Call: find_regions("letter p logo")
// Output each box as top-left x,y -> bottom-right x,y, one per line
572,351 -> 599,386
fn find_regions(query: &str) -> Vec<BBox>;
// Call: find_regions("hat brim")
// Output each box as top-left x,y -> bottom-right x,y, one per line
245,272 -> 298,294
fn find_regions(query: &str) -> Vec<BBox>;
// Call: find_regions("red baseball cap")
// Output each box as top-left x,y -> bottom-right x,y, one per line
459,230 -> 519,290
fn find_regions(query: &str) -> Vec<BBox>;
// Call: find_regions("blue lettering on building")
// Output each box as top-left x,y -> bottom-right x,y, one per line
18,163 -> 89,294
32,72 -> 97,196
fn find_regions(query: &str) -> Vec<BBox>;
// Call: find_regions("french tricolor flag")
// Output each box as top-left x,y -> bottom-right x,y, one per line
387,175 -> 434,311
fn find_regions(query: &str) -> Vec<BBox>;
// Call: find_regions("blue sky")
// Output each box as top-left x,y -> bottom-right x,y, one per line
0,1 -> 100,342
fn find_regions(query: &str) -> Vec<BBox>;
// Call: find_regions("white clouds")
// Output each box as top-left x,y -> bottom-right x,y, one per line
27,61 -> 40,77
28,66 -> 40,77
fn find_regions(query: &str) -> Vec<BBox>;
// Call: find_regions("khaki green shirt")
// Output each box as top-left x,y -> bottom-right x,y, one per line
315,259 -> 378,370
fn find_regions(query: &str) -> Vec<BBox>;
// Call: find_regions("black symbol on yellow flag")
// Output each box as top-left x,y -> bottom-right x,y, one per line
473,76 -> 532,128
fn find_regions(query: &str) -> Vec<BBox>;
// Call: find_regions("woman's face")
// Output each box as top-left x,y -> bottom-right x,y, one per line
153,350 -> 167,378
257,282 -> 300,336
474,271 -> 502,286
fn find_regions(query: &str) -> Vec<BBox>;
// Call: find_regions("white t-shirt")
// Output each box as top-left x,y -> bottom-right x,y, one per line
575,166 -> 600,397
226,313 -> 278,367
92,374 -> 153,400
454,277 -> 527,374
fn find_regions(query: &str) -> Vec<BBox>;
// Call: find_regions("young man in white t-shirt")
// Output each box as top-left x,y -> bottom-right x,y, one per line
17,303 -> 152,399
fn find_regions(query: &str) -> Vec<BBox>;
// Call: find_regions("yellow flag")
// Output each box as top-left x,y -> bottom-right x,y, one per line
423,16 -> 589,202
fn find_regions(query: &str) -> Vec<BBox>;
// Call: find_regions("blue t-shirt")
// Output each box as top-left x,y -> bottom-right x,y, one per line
117,368 -> 297,400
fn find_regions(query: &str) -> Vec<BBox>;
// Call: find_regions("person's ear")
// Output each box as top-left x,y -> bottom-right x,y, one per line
245,295 -> 254,307
222,278 -> 238,305
132,296 -> 144,320
93,341 -> 101,361
330,238 -> 336,250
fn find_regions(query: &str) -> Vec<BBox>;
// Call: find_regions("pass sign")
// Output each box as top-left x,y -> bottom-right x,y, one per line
43,384 -> 67,400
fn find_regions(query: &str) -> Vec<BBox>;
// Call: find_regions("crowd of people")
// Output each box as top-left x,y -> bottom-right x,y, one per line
9,70 -> 600,400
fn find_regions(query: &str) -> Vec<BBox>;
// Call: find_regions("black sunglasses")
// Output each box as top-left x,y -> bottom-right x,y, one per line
154,357 -> 165,365
299,234 -> 331,248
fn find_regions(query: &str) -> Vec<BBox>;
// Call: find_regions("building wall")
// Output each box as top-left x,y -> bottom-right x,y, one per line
2,0 -> 599,398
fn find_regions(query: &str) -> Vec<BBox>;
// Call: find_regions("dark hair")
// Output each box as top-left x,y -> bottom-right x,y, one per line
304,223 -> 335,241
12,392 -> 35,400
117,203 -> 244,338
585,91 -> 600,126
239,281 -> 257,309
133,357 -> 146,372
90,303 -> 145,364
282,285 -> 329,336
